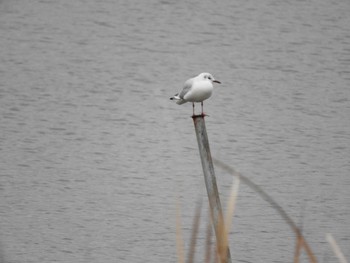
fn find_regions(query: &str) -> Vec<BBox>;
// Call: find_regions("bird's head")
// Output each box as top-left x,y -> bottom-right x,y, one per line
199,72 -> 221,84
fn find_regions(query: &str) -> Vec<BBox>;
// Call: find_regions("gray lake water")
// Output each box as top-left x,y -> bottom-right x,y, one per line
1,0 -> 349,262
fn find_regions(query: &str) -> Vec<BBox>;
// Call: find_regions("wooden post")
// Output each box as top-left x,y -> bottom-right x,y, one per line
192,115 -> 232,263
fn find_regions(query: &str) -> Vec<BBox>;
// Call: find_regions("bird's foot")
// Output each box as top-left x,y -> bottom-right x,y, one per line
191,113 -> 209,118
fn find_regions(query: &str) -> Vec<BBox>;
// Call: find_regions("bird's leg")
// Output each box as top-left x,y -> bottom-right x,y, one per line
192,102 -> 195,116
200,102 -> 208,117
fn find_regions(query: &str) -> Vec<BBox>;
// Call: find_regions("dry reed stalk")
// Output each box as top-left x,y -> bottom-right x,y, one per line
224,177 -> 240,262
216,212 -> 227,263
213,177 -> 240,263
326,233 -> 348,263
294,233 -> 303,263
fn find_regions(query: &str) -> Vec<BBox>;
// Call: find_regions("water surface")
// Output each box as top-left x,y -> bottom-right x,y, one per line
1,0 -> 349,262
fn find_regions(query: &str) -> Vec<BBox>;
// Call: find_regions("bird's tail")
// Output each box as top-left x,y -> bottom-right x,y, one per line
170,94 -> 186,105
170,93 -> 180,100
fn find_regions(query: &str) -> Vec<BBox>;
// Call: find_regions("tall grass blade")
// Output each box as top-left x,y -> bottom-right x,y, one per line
326,233 -> 348,263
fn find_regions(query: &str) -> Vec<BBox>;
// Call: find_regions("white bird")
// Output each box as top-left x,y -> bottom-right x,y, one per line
170,72 -> 221,116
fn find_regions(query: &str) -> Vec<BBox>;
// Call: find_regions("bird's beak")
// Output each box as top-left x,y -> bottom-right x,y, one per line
213,80 -> 221,84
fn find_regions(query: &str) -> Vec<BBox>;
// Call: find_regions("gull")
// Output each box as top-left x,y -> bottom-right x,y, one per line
170,72 -> 221,116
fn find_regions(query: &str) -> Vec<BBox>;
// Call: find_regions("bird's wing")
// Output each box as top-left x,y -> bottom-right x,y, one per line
179,78 -> 194,99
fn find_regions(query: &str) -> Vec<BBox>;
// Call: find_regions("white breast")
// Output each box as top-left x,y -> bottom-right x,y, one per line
183,80 -> 213,102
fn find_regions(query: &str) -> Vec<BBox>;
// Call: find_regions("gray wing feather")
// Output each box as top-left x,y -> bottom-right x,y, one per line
179,78 -> 193,99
